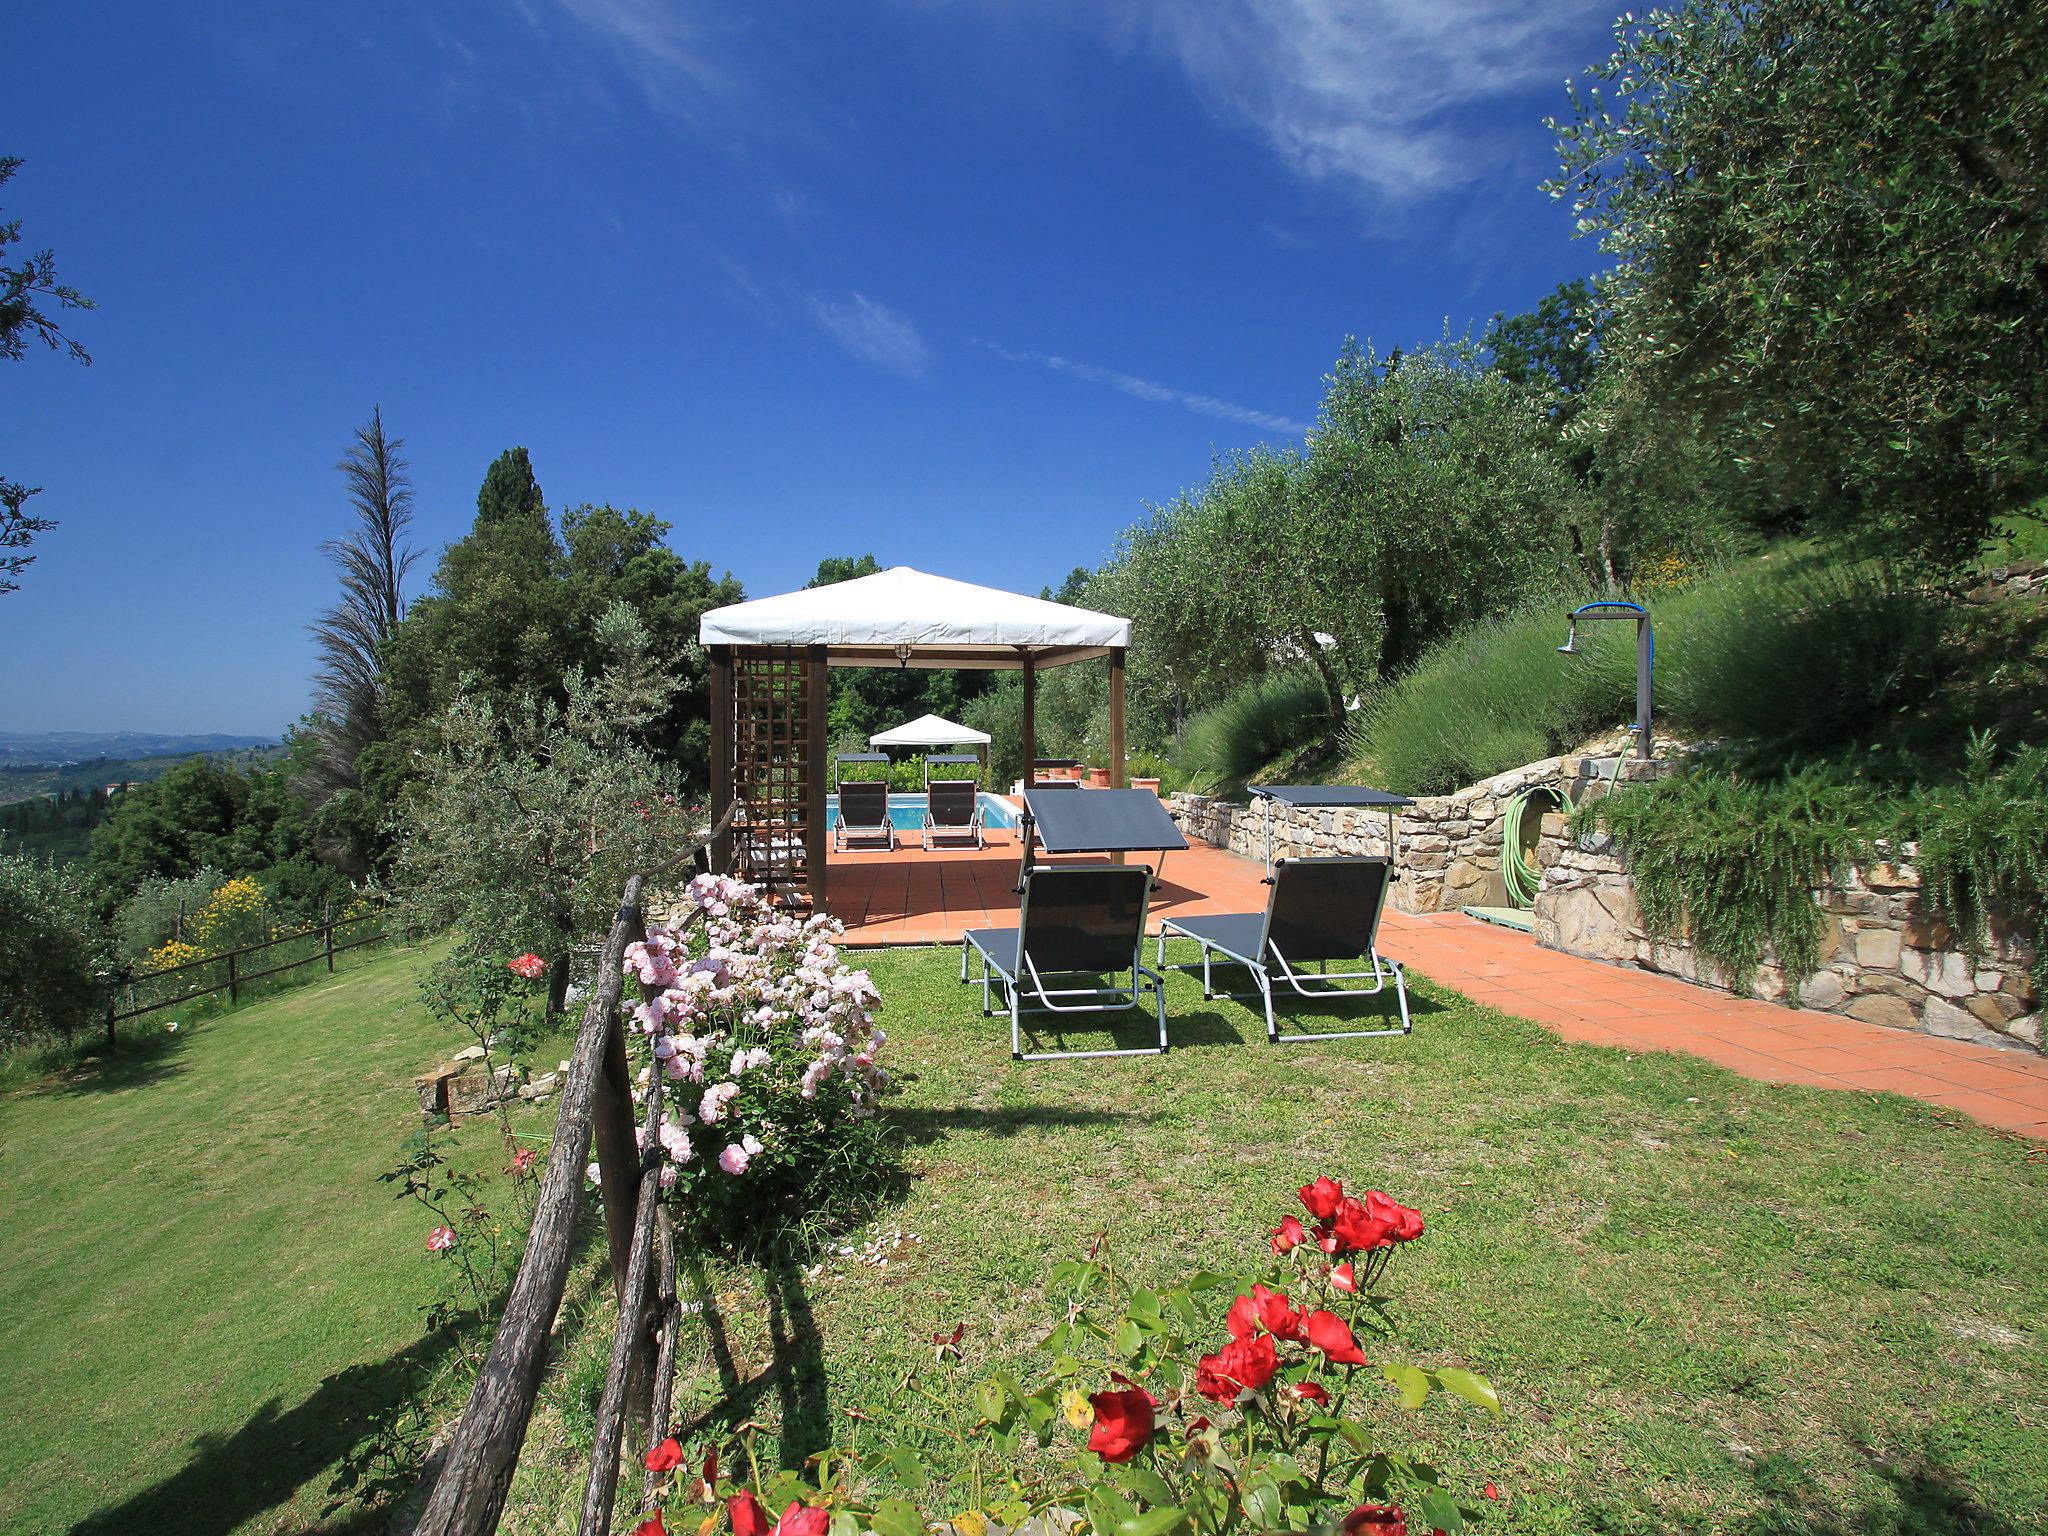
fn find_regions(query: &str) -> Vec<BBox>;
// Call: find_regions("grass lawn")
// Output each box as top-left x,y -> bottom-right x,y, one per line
6,939 -> 2045,1535
503,942 -> 2047,1536
0,941 -> 567,1536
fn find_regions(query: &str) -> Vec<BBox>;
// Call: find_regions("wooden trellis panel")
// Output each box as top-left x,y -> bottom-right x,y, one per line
716,646 -> 827,905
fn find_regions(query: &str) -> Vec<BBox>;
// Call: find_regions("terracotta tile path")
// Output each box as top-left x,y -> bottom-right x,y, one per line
828,831 -> 2048,1139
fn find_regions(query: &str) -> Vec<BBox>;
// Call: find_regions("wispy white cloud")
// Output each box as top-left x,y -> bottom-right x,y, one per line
977,341 -> 1309,435
810,293 -> 929,377
533,0 -> 736,115
1115,0 -> 1596,204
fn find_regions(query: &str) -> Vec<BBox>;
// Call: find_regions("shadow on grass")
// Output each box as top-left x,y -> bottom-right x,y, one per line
978,989 -> 1447,1058
1730,1450 -> 2025,1536
41,1026 -> 193,1099
892,1102 -> 1157,1143
66,1318 -> 468,1536
672,1254 -> 831,1472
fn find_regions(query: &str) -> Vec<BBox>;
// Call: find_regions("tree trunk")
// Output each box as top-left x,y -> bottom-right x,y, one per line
1297,631 -> 1346,730
548,953 -> 572,1017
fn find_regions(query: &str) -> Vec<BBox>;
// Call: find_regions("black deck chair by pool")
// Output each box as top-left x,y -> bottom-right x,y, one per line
923,777 -> 984,850
962,864 -> 1168,1061
834,779 -> 896,852
1155,856 -> 1410,1043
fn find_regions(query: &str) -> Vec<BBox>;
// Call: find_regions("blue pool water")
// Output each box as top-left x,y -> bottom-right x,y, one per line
825,791 -> 1019,832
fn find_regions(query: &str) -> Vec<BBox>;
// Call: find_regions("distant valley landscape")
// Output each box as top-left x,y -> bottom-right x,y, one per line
0,730 -> 277,766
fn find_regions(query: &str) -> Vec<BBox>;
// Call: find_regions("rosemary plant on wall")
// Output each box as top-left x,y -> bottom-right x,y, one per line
1582,739 -> 2048,1003
1577,769 -> 1877,997
1908,736 -> 2048,996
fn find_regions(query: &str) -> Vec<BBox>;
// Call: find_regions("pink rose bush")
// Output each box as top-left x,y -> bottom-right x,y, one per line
621,872 -> 893,1248
633,1176 -> 1500,1536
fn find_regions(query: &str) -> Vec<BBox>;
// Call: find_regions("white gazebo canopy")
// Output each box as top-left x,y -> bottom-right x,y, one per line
698,565 -> 1130,668
869,713 -> 992,749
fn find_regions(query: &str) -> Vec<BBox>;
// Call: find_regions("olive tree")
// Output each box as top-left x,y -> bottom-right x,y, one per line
1552,0 -> 2048,563
393,603 -> 699,1014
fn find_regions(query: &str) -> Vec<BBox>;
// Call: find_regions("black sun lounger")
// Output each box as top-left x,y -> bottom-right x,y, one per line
962,864 -> 1167,1061
833,778 -> 895,851
1155,855 -> 1411,1043
922,777 -> 984,850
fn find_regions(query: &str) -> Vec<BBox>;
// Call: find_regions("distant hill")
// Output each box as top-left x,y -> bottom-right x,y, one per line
0,745 -> 287,815
0,731 -> 277,766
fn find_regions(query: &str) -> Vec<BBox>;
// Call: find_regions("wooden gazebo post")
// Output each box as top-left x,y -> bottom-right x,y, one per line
1021,649 -> 1037,792
1109,647 -> 1127,788
709,645 -> 733,875
805,644 -> 828,912
1108,646 -> 1127,865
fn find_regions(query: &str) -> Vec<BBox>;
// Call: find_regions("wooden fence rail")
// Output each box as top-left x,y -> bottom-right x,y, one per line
414,804 -> 738,1536
105,908 -> 388,1044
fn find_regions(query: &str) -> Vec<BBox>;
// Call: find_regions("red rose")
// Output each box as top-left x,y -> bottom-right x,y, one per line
1271,1214 -> 1307,1254
633,1516 -> 666,1536
1225,1291 -> 1256,1340
729,1491 -> 770,1536
644,1436 -> 684,1474
1365,1190 -> 1425,1242
1086,1384 -> 1157,1462
1303,1309 -> 1369,1366
1329,1261 -> 1357,1294
1226,1284 -> 1301,1342
1329,1196 -> 1395,1255
1299,1176 -> 1345,1220
773,1503 -> 829,1536
1253,1283 -> 1304,1341
1194,1332 -> 1280,1404
1341,1506 -> 1406,1536
508,952 -> 547,979
1284,1379 -> 1331,1406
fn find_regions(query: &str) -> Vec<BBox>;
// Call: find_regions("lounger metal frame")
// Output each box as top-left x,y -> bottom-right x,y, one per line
1155,856 -> 1411,1043
962,865 -> 1168,1062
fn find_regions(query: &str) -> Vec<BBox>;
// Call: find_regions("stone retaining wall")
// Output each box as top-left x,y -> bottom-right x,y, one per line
1171,752 -> 1676,915
1533,834 -> 2041,1053
1172,756 -> 2040,1055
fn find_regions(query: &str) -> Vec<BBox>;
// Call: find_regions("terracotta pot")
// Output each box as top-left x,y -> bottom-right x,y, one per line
1086,767 -> 1112,787
1131,777 -> 1162,797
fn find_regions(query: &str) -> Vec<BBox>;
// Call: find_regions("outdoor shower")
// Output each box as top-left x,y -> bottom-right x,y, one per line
1559,600 -> 1655,759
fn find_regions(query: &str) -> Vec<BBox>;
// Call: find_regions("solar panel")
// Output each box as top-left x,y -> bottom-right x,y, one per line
1250,784 -> 1415,809
924,753 -> 980,765
834,753 -> 888,763
1024,787 -> 1189,853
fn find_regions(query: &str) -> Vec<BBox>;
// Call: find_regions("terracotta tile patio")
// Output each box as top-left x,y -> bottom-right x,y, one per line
826,831 -> 2048,1139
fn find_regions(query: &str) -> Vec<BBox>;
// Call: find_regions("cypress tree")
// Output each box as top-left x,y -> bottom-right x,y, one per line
475,447 -> 545,527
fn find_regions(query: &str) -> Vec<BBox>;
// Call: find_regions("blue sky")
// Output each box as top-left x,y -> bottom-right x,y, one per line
6,1 -> 1621,735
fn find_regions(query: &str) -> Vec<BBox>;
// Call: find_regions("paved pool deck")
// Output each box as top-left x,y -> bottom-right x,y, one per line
826,831 -> 2048,1139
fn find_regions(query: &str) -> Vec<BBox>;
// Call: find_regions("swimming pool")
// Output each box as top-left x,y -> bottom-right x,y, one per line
824,791 -> 1020,832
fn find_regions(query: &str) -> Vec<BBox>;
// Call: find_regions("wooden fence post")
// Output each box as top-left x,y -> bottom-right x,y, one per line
412,876 -> 649,1536
324,897 -> 336,973
591,897 -> 652,1325
226,950 -> 239,1005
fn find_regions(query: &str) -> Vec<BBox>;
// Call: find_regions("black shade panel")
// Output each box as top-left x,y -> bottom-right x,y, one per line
1024,787 -> 1189,853
1251,784 -> 1415,809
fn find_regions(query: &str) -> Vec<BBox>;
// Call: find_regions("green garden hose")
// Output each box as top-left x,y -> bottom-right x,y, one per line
1500,756 -> 1616,908
1501,791 -> 1545,909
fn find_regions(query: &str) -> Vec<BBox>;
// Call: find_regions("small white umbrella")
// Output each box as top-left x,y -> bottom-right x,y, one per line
867,713 -> 992,750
